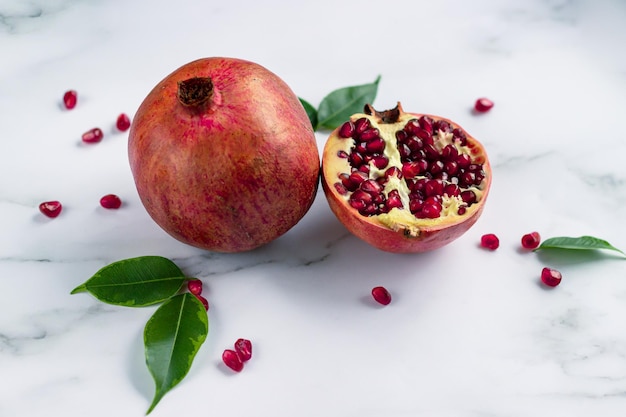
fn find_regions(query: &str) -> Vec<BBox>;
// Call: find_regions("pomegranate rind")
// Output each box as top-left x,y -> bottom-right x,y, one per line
321,110 -> 491,253
129,57 -> 320,253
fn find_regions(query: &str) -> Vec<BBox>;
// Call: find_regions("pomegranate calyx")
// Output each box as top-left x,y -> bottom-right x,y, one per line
364,102 -> 403,124
177,77 -> 214,107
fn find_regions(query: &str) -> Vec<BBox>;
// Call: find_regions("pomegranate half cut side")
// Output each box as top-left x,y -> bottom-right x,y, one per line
321,102 -> 492,253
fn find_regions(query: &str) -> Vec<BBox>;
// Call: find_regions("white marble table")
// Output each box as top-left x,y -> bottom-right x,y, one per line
2,0 -> 626,416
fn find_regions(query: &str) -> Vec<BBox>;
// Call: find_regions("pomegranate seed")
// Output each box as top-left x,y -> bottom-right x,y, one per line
82,127 -> 103,144
39,201 -> 62,218
474,98 -> 494,113
196,294 -> 209,310
234,338 -> 252,362
100,194 -> 122,209
460,190 -> 477,205
334,182 -> 348,195
116,113 -> 131,131
421,201 -> 442,218
521,232 -> 541,249
222,349 -> 243,372
372,155 -> 389,169
187,279 -> 203,295
418,115 -> 433,134
366,138 -> 385,153
457,206 -> 467,215
338,121 -> 355,138
541,267 -> 562,287
337,150 -> 349,159
63,90 -> 77,109
360,128 -> 380,142
480,233 -> 499,250
371,286 -> 392,305
354,117 -> 370,134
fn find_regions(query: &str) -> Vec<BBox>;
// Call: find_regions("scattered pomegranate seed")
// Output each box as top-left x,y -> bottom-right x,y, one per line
116,113 -> 131,132
222,349 -> 243,372
82,127 -> 103,144
187,279 -> 203,296
480,233 -> 499,250
39,201 -> 62,218
521,231 -> 541,249
195,294 -> 209,310
100,194 -> 122,209
63,90 -> 77,109
371,286 -> 392,305
234,338 -> 252,362
474,98 -> 494,113
541,267 -> 562,287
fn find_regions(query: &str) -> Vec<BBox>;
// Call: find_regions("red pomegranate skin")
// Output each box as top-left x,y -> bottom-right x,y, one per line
128,58 -> 320,253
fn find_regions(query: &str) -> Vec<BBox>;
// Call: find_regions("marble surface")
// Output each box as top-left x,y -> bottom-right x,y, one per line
2,0 -> 626,415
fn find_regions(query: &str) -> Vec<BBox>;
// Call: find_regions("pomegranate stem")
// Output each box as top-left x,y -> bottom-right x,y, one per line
177,77 -> 213,107
364,102 -> 402,123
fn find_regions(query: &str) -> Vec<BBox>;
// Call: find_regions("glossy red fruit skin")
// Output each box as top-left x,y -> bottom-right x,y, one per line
39,201 -> 62,218
128,57 -> 320,253
322,109 -> 491,253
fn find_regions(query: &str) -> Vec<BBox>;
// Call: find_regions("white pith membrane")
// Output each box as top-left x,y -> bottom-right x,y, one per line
328,108 -> 487,237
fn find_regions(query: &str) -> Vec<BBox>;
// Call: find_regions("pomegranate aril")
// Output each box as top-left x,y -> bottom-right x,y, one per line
351,189 -> 373,204
349,152 -> 365,167
421,201 -> 442,218
116,113 -> 131,131
441,144 -> 458,160
63,90 -> 77,109
428,160 -> 444,176
354,117 -> 370,134
433,120 -> 451,133
460,190 -> 477,205
366,138 -> 385,153
360,179 -> 383,195
385,190 -> 403,210
457,205 -> 467,215
187,279 -> 203,295
443,183 -> 460,197
541,267 -> 562,287
384,166 -> 402,179
371,286 -> 392,305
409,198 -> 423,213
372,155 -> 389,169
459,171 -> 476,187
521,231 -> 541,249
418,115 -> 434,134
423,143 -> 439,160
395,130 -> 408,142
444,161 -> 459,176
480,233 -> 499,250
452,128 -> 467,145
39,201 -> 62,218
195,294 -> 209,310
82,127 -> 103,144
474,97 -> 494,113
424,179 -> 444,197
334,182 -> 348,195
349,171 -> 368,186
234,338 -> 252,362
398,143 -> 412,160
359,128 -> 380,141
402,161 -> 424,178
222,349 -> 243,372
337,150 -> 349,159
339,121 -> 355,138
100,194 -> 122,209
456,154 -> 472,169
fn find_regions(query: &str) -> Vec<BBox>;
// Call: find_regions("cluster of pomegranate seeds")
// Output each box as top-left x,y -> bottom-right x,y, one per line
63,90 -> 77,109
541,267 -> 562,287
371,286 -> 392,305
39,201 -> 63,218
185,278 -> 208,310
480,233 -> 500,250
100,194 -> 122,209
474,98 -> 494,113
116,113 -> 131,132
521,231 -> 541,249
82,127 -> 104,144
222,338 -> 253,372
335,115 -> 485,220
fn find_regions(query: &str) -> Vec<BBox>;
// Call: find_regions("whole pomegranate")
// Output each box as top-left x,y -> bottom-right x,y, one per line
128,57 -> 320,253
321,103 -> 491,253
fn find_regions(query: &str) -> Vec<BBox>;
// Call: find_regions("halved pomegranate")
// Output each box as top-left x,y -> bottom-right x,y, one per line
321,102 -> 491,253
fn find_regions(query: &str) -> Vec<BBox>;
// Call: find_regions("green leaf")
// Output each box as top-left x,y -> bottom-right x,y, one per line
299,97 -> 318,131
536,236 -> 626,256
145,293 -> 208,414
70,256 -> 187,306
316,75 -> 381,130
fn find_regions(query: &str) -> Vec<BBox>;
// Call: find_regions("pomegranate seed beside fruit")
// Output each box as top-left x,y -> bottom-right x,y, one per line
39,201 -> 63,218
82,127 -> 103,144
521,232 -> 541,249
321,102 -> 491,253
541,267 -> 562,287
100,194 -> 122,209
187,279 -> 203,295
116,113 -> 131,131
222,349 -> 243,372
480,233 -> 499,250
474,98 -> 494,113
63,90 -> 77,109
234,338 -> 252,362
371,286 -> 392,305
196,294 -> 209,310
